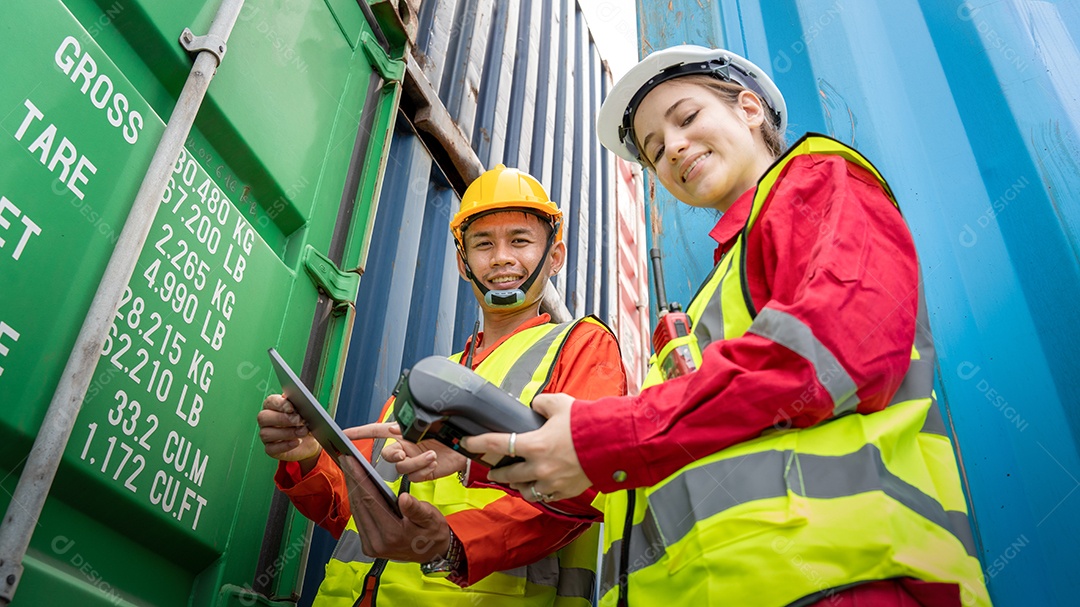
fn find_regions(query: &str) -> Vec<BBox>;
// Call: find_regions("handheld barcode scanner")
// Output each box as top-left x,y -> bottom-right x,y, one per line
394,356 -> 546,468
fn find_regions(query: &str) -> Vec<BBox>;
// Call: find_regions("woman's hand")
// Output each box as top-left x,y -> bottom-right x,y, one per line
461,393 -> 592,502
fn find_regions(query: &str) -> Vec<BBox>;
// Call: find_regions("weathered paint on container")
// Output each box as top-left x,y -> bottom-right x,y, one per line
0,0 -> 403,604
636,1 -> 1080,604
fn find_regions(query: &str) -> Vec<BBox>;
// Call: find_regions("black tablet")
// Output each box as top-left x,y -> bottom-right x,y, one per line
268,348 -> 401,517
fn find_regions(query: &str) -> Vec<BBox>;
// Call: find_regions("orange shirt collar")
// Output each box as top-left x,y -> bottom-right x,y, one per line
463,313 -> 552,367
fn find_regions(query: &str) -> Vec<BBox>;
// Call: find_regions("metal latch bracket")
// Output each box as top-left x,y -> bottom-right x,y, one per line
360,31 -> 404,82
180,28 -> 227,66
302,246 -> 361,305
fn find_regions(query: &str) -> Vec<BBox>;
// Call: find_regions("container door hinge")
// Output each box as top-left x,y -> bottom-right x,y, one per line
303,246 -> 361,306
180,27 -> 227,66
361,31 -> 404,82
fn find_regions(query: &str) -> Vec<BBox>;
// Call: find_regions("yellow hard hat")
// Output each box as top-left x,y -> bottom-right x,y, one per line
450,164 -> 563,243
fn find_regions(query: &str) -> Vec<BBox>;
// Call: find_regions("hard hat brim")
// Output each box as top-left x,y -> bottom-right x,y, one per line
451,204 -> 563,243
597,45 -> 787,163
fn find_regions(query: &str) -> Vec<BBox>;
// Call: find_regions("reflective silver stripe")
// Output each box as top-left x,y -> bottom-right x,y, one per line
890,358 -> 948,436
599,507 -> 664,597
500,321 -> 574,398
524,555 -> 559,587
692,257 -> 733,351
502,555 -> 592,596
748,308 -> 860,416
920,398 -> 948,437
330,530 -> 600,594
890,358 -> 934,406
650,449 -> 789,547
556,567 -> 596,599
330,528 -> 375,564
947,509 -> 978,558
913,279 -> 936,362
644,444 -> 964,561
890,276 -> 948,437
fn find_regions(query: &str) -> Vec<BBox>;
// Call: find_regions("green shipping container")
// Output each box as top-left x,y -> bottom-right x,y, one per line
0,0 -> 404,605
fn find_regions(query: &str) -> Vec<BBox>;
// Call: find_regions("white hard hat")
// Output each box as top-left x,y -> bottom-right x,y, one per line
597,45 -> 787,163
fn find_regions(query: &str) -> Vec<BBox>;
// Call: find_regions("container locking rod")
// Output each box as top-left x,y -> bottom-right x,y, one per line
0,0 -> 245,603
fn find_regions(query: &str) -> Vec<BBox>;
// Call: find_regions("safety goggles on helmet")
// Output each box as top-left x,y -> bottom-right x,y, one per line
597,46 -> 787,164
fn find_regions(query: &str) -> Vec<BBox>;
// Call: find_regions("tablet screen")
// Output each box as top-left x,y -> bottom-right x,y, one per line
268,348 -> 401,517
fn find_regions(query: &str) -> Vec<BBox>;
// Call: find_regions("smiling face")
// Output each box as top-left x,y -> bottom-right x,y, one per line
457,211 -> 565,309
632,79 -> 776,212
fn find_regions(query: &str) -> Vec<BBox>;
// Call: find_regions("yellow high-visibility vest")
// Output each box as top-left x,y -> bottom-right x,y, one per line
317,316 -> 609,607
598,135 -> 991,607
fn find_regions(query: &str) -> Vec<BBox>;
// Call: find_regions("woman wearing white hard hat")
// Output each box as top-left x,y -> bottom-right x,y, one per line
464,46 -> 991,606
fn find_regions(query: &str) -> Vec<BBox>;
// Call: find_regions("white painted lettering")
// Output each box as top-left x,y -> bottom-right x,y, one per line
71,52 -> 98,94
189,449 -> 208,486
55,36 -> 80,73
107,93 -> 127,128
0,197 -> 42,261
0,320 -> 20,377
89,74 -> 114,109
14,216 -> 41,261
28,123 -> 57,164
124,111 -> 143,145
222,244 -> 246,282
15,103 -> 97,200
210,279 -> 234,320
52,35 -> 143,145
14,99 -> 44,141
69,155 -> 98,200
231,217 -> 253,254
199,311 -> 226,351
47,137 -> 78,183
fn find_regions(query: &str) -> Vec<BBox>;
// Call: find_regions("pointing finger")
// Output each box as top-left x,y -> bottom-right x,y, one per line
459,432 -> 512,456
344,422 -> 399,441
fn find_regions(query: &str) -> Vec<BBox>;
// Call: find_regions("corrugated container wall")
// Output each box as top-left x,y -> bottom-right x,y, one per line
636,1 -> 1080,605
338,0 -> 648,437
299,0 -> 650,602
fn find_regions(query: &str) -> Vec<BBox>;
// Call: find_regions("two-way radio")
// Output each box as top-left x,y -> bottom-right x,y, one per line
650,248 -> 701,379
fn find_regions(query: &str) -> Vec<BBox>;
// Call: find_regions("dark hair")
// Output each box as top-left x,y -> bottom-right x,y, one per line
638,74 -> 786,169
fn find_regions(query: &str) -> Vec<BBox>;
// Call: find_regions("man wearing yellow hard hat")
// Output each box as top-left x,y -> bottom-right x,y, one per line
257,164 -> 626,606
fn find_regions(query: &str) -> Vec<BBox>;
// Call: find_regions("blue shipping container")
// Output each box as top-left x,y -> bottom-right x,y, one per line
636,1 -> 1080,605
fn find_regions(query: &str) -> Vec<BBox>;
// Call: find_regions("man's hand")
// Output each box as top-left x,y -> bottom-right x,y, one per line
385,438 -> 469,483
257,394 -> 321,470
338,454 -> 451,563
460,393 -> 592,502
343,423 -> 468,482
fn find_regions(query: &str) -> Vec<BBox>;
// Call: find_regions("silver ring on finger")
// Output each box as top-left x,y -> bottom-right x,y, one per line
508,432 -> 518,458
530,484 -> 554,502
